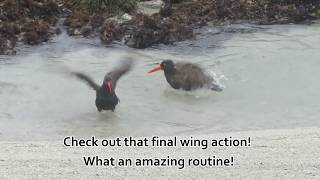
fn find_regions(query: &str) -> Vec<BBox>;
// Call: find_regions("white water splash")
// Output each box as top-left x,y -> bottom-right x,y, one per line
208,70 -> 227,91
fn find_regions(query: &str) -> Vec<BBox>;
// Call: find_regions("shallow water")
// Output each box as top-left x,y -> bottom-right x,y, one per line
0,22 -> 320,140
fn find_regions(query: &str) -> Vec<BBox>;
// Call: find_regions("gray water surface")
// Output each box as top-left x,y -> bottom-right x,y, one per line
1,23 -> 320,141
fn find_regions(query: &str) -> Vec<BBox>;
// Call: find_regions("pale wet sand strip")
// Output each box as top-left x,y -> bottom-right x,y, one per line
0,128 -> 319,179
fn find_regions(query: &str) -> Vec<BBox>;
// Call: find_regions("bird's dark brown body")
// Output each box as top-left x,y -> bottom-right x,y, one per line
148,60 -> 222,91
73,59 -> 133,112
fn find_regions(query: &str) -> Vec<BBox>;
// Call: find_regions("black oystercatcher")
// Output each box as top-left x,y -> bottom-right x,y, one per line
73,59 -> 133,112
148,60 -> 223,91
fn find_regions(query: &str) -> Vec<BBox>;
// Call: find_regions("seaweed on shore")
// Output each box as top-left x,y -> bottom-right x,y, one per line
63,0 -> 320,49
1,0 -> 320,55
0,0 -> 61,55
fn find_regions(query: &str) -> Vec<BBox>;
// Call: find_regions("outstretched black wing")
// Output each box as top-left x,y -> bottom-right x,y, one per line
73,72 -> 100,91
104,58 -> 133,88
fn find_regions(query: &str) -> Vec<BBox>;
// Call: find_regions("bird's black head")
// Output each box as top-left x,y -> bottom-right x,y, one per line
148,59 -> 175,74
160,60 -> 175,73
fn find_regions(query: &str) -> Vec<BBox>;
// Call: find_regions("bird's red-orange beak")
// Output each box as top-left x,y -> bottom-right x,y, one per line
148,66 -> 162,74
106,82 -> 113,92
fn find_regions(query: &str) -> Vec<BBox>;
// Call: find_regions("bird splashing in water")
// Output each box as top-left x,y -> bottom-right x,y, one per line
148,60 -> 224,92
72,58 -> 133,112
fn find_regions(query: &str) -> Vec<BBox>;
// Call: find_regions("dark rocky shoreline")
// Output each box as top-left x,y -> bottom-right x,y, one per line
0,0 -> 61,55
1,0 -> 319,55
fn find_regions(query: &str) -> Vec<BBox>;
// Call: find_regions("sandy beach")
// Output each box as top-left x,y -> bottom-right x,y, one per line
0,128 -> 319,179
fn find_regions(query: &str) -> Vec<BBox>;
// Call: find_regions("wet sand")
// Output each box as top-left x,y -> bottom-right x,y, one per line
0,128 -> 319,179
